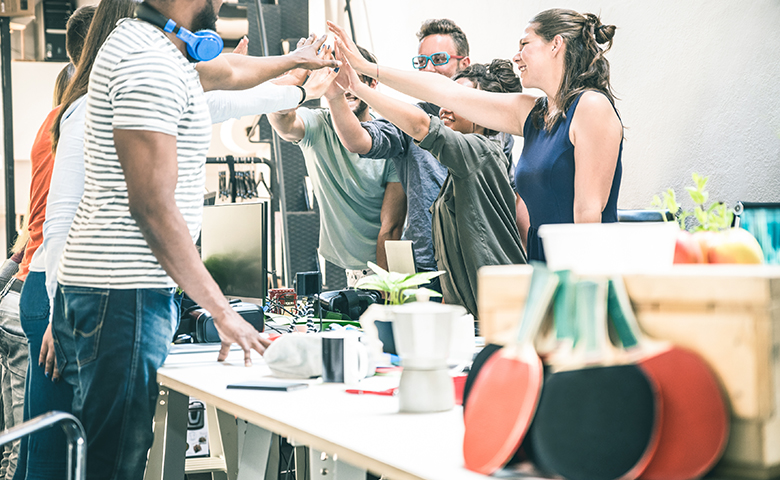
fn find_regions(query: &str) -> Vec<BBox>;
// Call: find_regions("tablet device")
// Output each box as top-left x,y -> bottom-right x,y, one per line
226,380 -> 308,392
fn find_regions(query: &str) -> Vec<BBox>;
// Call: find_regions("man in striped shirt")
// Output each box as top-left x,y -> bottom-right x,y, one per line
50,0 -> 337,478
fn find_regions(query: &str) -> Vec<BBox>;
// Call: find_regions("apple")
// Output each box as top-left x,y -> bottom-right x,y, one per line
706,228 -> 764,264
674,230 -> 704,264
692,230 -> 717,263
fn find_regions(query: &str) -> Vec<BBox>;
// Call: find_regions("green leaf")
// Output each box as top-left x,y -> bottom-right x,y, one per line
693,207 -> 708,225
396,270 -> 446,289
355,277 -> 390,292
366,261 -> 389,278
678,211 -> 690,230
401,287 -> 444,302
686,186 -> 706,206
386,271 -> 409,284
357,262 -> 446,305
663,189 -> 680,214
693,173 -> 708,191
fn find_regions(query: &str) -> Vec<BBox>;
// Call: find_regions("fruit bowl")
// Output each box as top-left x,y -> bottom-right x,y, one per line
538,222 -> 679,274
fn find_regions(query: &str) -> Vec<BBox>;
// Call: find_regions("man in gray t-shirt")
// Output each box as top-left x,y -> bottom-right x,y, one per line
269,45 -> 405,285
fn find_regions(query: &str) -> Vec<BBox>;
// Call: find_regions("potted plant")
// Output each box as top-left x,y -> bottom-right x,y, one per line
356,262 -> 466,413
652,173 -> 763,264
354,261 -> 445,358
355,261 -> 444,305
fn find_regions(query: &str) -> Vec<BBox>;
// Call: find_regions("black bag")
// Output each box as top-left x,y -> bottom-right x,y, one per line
178,300 -> 265,343
317,289 -> 381,321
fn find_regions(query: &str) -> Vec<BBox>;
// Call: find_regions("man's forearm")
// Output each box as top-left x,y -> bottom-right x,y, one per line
375,224 -> 403,271
228,53 -> 302,88
352,83 -> 431,142
327,94 -> 373,154
268,110 -> 304,143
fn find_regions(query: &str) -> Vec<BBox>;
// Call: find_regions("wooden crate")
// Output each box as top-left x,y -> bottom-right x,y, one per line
477,264 -> 780,479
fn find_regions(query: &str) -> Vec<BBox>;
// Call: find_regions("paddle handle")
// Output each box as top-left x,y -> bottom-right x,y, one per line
516,266 -> 560,346
607,278 -> 642,349
574,279 -> 610,362
553,270 -> 576,341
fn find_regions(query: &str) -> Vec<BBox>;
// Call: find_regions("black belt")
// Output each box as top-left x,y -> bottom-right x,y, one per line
6,277 -> 23,294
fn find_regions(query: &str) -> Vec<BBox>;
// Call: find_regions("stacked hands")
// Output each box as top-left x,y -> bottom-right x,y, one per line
274,24 -> 377,111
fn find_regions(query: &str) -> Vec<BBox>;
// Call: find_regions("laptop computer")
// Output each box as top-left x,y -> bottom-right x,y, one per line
385,240 -> 417,275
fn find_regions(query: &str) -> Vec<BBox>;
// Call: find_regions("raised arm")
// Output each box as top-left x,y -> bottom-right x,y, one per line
329,21 -> 535,137
268,109 -> 305,143
570,91 -> 623,223
267,45 -> 340,143
325,67 -> 373,154
336,59 -> 432,142
197,33 -> 339,92
206,66 -> 337,124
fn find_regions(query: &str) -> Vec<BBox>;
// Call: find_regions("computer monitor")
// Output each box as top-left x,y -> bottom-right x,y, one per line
200,201 -> 268,303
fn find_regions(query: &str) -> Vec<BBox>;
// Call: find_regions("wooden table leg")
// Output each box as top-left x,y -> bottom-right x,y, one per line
145,387 -> 188,480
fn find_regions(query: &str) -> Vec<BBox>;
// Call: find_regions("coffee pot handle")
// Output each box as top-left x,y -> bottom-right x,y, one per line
358,304 -> 388,358
356,342 -> 370,379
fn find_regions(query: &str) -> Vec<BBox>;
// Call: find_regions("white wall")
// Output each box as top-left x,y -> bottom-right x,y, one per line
315,0 -> 780,209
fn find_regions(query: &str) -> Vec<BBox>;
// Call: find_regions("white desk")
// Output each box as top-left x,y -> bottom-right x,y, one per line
148,346 -> 543,480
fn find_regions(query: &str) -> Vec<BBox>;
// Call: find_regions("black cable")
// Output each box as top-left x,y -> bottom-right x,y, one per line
277,436 -> 288,478
263,323 -> 285,335
266,299 -> 304,319
285,441 -> 295,480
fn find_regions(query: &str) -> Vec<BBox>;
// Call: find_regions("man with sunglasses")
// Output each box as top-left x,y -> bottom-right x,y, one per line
331,19 -> 514,289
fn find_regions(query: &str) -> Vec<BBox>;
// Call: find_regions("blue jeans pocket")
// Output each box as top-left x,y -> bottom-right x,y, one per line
19,272 -> 50,330
59,286 -> 109,368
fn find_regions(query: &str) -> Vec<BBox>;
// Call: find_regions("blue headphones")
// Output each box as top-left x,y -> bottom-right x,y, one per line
135,2 -> 224,62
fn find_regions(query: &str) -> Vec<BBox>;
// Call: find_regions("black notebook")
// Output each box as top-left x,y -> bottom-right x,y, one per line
227,380 -> 308,392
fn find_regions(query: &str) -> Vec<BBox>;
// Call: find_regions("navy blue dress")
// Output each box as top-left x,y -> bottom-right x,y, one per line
514,92 -> 623,262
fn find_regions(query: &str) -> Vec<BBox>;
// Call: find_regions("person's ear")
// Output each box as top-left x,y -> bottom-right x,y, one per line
460,56 -> 471,69
368,77 -> 378,89
551,35 -> 564,54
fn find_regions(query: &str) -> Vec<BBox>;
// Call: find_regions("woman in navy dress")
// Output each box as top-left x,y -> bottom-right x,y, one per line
329,8 -> 623,262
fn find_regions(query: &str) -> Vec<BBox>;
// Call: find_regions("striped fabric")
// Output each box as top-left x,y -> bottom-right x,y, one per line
58,18 -> 211,289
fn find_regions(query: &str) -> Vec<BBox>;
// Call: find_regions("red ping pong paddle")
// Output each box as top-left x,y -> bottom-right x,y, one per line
462,265 -> 559,474
528,278 -> 661,480
608,277 -> 729,480
463,270 -> 574,414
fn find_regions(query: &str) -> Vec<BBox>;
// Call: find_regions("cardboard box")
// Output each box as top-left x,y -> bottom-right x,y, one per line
478,264 -> 780,479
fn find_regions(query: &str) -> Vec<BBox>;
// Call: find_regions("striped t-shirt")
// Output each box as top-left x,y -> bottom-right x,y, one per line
58,18 -> 211,289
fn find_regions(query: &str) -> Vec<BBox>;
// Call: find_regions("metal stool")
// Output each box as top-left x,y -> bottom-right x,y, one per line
0,411 -> 86,480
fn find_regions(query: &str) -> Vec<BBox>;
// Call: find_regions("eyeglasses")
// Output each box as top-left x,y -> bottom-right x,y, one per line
412,52 -> 465,70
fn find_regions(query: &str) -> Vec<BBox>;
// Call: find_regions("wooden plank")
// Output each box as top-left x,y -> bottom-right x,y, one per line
477,265 -> 532,345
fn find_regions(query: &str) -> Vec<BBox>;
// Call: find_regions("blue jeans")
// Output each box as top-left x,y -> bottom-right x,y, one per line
51,284 -> 178,480
0,288 -> 26,480
14,271 -> 74,480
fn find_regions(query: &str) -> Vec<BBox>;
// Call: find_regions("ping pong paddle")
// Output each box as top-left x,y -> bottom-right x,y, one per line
528,278 -> 660,480
608,277 -> 729,480
463,270 -> 574,414
462,265 -> 559,474
461,343 -> 502,413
